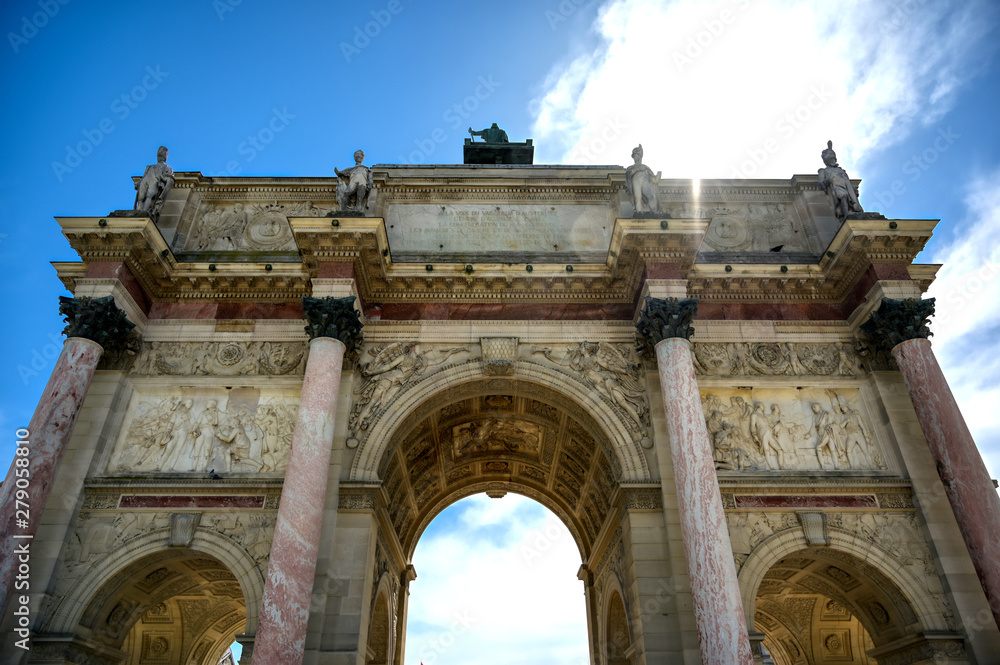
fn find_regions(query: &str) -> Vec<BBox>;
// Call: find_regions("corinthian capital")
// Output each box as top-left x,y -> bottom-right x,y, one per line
58,295 -> 136,351
860,297 -> 934,348
302,296 -> 364,352
635,296 -> 698,346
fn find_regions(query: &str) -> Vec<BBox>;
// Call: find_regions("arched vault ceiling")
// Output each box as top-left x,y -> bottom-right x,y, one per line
377,387 -> 626,559
81,551 -> 246,665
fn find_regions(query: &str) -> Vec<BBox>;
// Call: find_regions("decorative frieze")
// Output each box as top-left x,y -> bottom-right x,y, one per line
692,342 -> 859,377
130,341 -> 307,376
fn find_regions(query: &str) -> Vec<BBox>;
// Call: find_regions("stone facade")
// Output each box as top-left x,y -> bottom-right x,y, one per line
3,157 -> 999,665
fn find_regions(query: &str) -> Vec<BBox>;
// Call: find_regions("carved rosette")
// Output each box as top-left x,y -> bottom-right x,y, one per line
857,298 -> 934,371
302,296 -> 363,353
59,295 -> 136,351
635,296 -> 698,347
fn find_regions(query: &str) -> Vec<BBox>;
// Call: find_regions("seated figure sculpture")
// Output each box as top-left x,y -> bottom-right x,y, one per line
134,145 -> 175,220
335,149 -> 373,213
625,144 -> 662,216
818,140 -> 863,221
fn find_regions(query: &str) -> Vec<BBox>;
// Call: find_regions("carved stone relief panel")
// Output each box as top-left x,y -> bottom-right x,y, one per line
530,341 -> 650,447
450,419 -> 542,458
693,342 -> 860,377
131,341 -> 307,377
183,201 -> 328,252
107,387 -> 299,474
702,388 -> 884,473
664,203 -> 818,254
347,342 -> 472,445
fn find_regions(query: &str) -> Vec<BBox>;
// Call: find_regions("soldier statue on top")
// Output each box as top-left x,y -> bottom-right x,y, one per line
818,140 -> 863,222
625,144 -> 662,216
134,145 -> 175,221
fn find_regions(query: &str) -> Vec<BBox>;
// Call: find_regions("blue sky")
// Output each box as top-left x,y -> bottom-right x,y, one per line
2,0 -> 999,662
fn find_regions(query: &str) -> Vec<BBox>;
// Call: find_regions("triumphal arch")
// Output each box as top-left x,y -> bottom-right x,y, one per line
2,135 -> 1000,665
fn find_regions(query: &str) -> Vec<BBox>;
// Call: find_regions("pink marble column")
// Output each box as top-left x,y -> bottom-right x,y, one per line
253,321 -> 352,663
0,337 -> 103,620
253,296 -> 361,664
893,337 -> 1000,629
656,337 -> 754,665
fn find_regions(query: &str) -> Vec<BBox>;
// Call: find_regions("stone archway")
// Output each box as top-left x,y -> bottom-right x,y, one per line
49,549 -> 246,665
349,358 -> 652,485
605,590 -> 631,665
33,526 -> 266,665
741,533 -> 965,664
332,373 -> 667,665
375,381 -> 626,561
366,591 -> 391,665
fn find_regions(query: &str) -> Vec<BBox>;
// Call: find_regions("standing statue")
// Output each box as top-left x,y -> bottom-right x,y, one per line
625,144 -> 662,215
134,145 -> 175,220
468,123 -> 509,143
335,149 -> 373,213
818,140 -> 862,221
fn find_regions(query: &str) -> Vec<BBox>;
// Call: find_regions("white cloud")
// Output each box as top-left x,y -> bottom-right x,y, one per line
530,0 -> 994,182
405,495 -> 588,665
927,168 -> 1000,484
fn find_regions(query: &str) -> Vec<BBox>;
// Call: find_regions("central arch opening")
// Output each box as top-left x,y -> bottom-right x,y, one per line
366,379 -> 633,665
403,493 -> 588,665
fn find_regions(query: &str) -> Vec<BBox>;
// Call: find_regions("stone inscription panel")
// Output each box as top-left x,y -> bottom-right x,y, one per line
385,203 -> 613,261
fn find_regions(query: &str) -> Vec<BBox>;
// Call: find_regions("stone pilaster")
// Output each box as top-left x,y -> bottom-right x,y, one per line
253,297 -> 362,665
578,565 -> 600,665
637,297 -> 753,665
863,297 -> 1000,631
393,565 -> 417,665
0,296 -> 133,622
